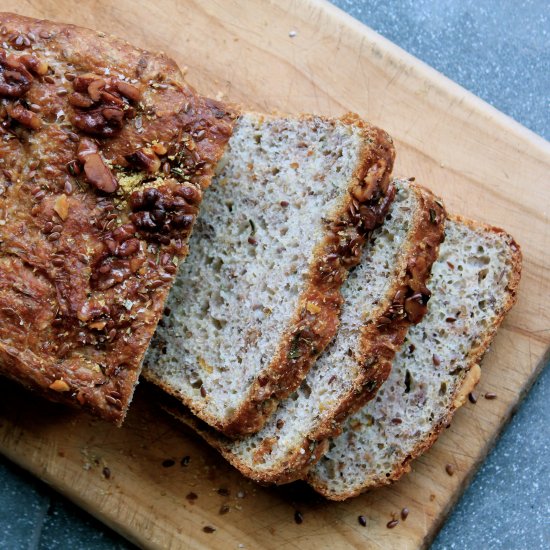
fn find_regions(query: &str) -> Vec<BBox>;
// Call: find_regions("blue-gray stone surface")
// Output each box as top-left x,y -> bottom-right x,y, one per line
1,1 -> 548,548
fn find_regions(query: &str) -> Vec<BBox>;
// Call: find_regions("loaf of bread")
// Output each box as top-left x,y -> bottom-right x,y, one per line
159,179 -> 445,483
307,217 -> 521,499
144,112 -> 395,436
0,13 -> 234,424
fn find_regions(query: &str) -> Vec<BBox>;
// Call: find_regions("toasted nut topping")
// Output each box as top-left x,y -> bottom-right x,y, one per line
68,92 -> 94,108
76,138 -> 118,193
114,80 -> 141,102
7,103 -> 41,129
18,54 -> 48,75
49,379 -> 70,392
54,194 -> 69,220
87,78 -> 106,101
0,49 -> 33,97
116,238 -> 140,257
77,137 -> 99,161
351,162 -> 384,202
125,148 -> 161,174
102,107 -> 124,122
72,106 -> 123,137
72,73 -> 102,92
404,294 -> 428,323
100,90 -> 124,106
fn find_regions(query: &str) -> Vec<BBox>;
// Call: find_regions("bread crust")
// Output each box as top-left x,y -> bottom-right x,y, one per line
157,392 -> 331,485
157,180 -> 446,484
308,215 -> 522,500
260,181 -> 446,483
146,113 -> 396,436
0,13 -> 235,424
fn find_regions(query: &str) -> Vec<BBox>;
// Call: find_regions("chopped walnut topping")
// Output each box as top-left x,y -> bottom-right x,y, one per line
18,53 -> 48,75
0,48 -> 33,98
87,77 -> 106,101
6,102 -> 41,129
69,73 -> 140,137
77,138 -> 118,193
126,147 -> 161,174
68,91 -> 94,108
404,293 -> 429,323
129,182 -> 201,238
113,79 -> 141,102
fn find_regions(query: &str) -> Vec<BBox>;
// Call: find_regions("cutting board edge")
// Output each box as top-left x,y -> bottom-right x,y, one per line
316,0 -> 550,157
421,344 -> 550,548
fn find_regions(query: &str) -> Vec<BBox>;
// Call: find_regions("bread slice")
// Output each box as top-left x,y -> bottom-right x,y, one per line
0,13 -> 234,424
308,217 -> 522,500
144,112 -> 396,436
159,179 -> 446,483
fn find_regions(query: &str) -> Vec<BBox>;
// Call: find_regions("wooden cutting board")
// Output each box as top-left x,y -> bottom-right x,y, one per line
1,1 -> 549,548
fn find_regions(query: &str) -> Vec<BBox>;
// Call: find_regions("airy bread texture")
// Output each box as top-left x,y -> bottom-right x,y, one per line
144,112 -> 395,436
308,217 -> 522,500
160,179 -> 445,483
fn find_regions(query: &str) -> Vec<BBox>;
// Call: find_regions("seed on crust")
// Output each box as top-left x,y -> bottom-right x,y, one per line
386,519 -> 399,529
49,379 -> 70,392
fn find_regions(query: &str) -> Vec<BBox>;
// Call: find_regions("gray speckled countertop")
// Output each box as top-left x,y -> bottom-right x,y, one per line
1,1 -> 549,549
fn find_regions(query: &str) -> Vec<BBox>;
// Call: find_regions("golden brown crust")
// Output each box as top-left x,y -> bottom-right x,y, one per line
191,115 -> 396,437
156,390 -> 331,486
0,13 -> 235,424
309,215 -> 523,500
259,181 -> 447,483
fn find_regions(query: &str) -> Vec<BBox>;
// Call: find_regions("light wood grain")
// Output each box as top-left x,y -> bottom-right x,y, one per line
1,1 -> 549,548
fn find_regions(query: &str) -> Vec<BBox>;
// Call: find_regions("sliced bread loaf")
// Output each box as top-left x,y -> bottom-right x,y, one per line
144,112 -> 395,436
307,217 -> 522,500
160,179 -> 446,483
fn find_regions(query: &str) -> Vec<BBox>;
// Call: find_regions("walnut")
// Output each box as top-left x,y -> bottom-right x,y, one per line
113,80 -> 141,102
129,181 -> 201,239
18,54 -> 48,76
0,48 -> 33,98
69,74 -> 141,137
404,292 -> 430,323
68,92 -> 95,108
125,147 -> 161,174
77,138 -> 118,193
6,102 -> 41,129
72,106 -> 124,137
